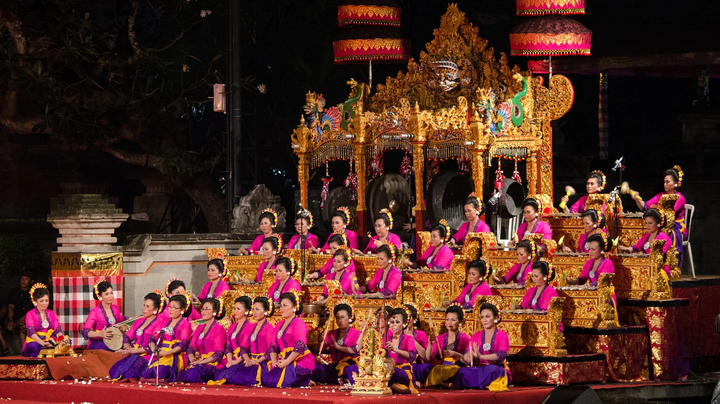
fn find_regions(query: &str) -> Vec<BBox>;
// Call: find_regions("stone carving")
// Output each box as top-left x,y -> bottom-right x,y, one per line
232,184 -> 287,233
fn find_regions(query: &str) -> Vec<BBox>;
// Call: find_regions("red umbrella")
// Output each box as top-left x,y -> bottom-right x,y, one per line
516,0 -> 585,16
509,16 -> 591,77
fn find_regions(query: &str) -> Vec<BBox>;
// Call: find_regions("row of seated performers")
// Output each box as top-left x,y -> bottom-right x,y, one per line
236,165 -> 686,271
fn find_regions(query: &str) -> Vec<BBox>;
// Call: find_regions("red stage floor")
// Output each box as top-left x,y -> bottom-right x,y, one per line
0,380 -> 554,404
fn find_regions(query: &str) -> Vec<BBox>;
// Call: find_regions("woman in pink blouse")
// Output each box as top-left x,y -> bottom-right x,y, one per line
416,305 -> 470,388
288,211 -> 319,250
563,209 -> 606,254
619,209 -> 672,276
360,244 -> 402,298
361,209 -> 402,254
197,259 -> 230,300
567,234 -> 616,288
213,296 -> 253,385
239,209 -> 280,255
248,235 -> 281,283
561,171 -> 606,214
317,249 -> 360,304
311,303 -> 362,385
161,279 -> 200,321
181,298 -> 227,383
519,261 -> 558,311
493,240 -> 535,285
263,292 -> 315,387
267,257 -> 302,305
452,260 -> 492,309
109,292 -> 163,380
456,303 -> 511,389
452,194 -> 491,245
22,283 -> 65,357
82,280 -> 125,350
222,296 -> 276,386
386,307 -> 419,394
316,207 -> 360,252
515,198 -> 553,242
405,222 -> 454,271
307,234 -> 356,280
141,295 -> 192,382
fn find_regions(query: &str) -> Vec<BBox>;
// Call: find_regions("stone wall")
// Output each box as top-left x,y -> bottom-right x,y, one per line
121,233 -> 250,317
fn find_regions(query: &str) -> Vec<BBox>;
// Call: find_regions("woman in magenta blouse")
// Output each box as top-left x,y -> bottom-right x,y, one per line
22,283 -> 65,357
316,207 -> 360,252
452,194 -> 491,245
361,209 -> 402,254
197,259 -> 230,300
360,244 -> 402,298
212,296 -> 253,385
109,292 -> 162,380
456,303 -> 511,389
618,209 -> 672,276
492,240 -> 535,285
82,280 -> 125,350
453,259 -> 492,309
311,303 -> 362,385
267,257 -> 302,305
307,233 -> 356,280
563,209 -> 606,254
519,261 -> 558,311
141,294 -> 192,382
405,221 -> 454,271
181,298 -> 227,383
288,210 -> 319,250
317,249 -> 360,304
239,209 -> 280,255
515,198 -> 553,242
561,170 -> 606,214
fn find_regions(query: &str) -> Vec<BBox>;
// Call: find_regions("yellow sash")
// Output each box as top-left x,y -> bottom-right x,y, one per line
426,358 -> 460,386
25,330 -> 52,344
335,356 -> 355,375
148,340 -> 186,370
392,363 -> 418,394
487,359 -> 510,391
275,346 -> 310,388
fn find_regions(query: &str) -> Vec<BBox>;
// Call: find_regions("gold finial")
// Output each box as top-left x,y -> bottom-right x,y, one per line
300,115 -> 305,124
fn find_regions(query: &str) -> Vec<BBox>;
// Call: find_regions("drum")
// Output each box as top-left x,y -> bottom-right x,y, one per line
103,326 -> 124,351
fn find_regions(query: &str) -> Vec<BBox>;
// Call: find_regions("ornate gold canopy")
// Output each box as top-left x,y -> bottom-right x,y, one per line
292,3 -> 574,234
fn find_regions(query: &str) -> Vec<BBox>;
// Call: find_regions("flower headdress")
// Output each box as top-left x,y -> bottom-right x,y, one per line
212,298 -> 226,319
381,241 -> 397,262
673,165 -> 684,187
180,291 -> 193,316
527,240 -> 538,261
287,257 -> 298,276
591,170 -> 607,191
336,207 -> 352,228
468,192 -> 482,211
658,211 -> 667,228
93,277 -> 106,300
297,208 -> 314,229
335,245 -> 353,268
379,208 -> 393,230
439,219 -> 451,243
152,289 -> 166,314
270,233 -> 284,253
165,277 -> 179,298
262,208 -> 278,228
479,256 -> 493,281
214,252 -> 230,282
598,231 -> 610,252
333,230 -> 349,247
29,283 -> 47,306
540,259 -> 556,281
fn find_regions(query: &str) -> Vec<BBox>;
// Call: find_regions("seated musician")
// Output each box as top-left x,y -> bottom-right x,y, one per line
359,244 -> 402,298
492,240 -> 536,285
22,283 -> 66,358
561,170 -> 606,214
562,209 -> 606,253
618,209 -> 672,276
631,165 -> 686,266
519,261 -> 558,311
359,209 -> 402,254
108,291 -> 163,380
316,248 -> 361,305
567,233 -> 615,287
386,307 -> 419,394
267,257 -> 302,306
450,193 -> 490,245
244,234 -> 281,284
403,221 -> 454,271
307,233 -> 356,280
196,258 -> 230,301
314,207 -> 359,252
456,303 -> 511,390
404,304 -> 429,364
181,298 -> 227,383
239,209 -> 280,255
288,209 -> 319,250
212,296 -> 253,385
140,294 -> 192,382
515,198 -> 553,242
311,303 -> 362,385
161,278 -> 200,321
448,259 -> 491,309
82,280 -> 125,351
415,305 -> 470,388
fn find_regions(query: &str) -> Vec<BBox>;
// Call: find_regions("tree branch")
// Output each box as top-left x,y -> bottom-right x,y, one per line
0,7 -> 27,121
103,147 -> 164,171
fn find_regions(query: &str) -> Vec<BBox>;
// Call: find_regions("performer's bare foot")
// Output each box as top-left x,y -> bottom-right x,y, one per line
390,383 -> 411,394
309,380 -> 316,386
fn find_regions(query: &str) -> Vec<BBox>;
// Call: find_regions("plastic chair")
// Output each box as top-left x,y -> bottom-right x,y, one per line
683,204 -> 695,278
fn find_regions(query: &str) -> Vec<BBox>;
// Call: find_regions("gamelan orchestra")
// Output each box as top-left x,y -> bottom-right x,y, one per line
21,5 -> 693,395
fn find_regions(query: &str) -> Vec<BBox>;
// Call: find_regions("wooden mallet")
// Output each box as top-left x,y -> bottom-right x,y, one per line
558,186 -> 576,210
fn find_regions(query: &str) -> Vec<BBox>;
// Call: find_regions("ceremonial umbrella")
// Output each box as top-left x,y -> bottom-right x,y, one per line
516,0 -> 585,16
333,1 -> 410,87
509,16 -> 592,77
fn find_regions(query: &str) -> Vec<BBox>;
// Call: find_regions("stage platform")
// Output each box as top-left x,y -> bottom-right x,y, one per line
0,378 -> 716,404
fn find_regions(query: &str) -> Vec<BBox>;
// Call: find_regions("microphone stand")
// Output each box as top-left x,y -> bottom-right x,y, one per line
150,331 -> 165,386
611,161 -> 625,240
301,234 -> 307,282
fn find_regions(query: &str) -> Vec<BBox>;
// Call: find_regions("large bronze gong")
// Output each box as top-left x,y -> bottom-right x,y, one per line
426,171 -> 475,230
365,173 -> 410,238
